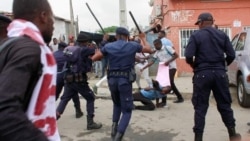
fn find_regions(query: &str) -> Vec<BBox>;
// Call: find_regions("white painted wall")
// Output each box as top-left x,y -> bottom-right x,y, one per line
51,17 -> 72,44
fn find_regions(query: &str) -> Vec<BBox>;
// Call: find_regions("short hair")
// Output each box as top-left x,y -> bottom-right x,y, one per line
159,30 -> 166,36
153,38 -> 162,44
12,0 -> 51,20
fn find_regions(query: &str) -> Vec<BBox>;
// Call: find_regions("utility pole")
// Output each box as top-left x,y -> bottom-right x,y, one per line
69,0 -> 75,37
119,0 -> 128,28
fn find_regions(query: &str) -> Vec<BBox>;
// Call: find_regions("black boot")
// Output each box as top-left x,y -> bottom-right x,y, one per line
75,108 -> 83,118
111,122 -> 118,140
227,127 -> 241,141
194,133 -> 203,141
114,132 -> 124,141
87,115 -> 102,130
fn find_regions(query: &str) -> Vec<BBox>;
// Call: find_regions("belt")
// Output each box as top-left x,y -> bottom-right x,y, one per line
64,72 -> 87,83
108,71 -> 129,77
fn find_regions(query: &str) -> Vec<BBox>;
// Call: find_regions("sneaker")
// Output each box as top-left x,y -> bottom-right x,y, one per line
163,104 -> 169,108
92,85 -> 98,94
173,99 -> 184,103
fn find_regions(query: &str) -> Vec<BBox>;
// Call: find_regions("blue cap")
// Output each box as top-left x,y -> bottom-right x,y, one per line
195,12 -> 213,25
116,27 -> 130,36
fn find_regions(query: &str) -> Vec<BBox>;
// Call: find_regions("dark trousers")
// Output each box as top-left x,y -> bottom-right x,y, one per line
57,80 -> 95,116
56,73 -> 81,109
133,92 -> 155,110
108,77 -> 133,134
162,68 -> 183,103
192,70 -> 235,134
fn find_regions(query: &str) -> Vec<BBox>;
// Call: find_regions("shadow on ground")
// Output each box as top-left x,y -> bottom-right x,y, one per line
61,125 -> 179,141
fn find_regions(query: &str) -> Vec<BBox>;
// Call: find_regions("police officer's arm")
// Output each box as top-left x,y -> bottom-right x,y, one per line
185,57 -> 194,68
139,33 -> 154,54
185,35 -> 196,68
224,35 -> 235,66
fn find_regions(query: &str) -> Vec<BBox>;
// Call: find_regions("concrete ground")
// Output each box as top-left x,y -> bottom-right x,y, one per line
57,75 -> 250,141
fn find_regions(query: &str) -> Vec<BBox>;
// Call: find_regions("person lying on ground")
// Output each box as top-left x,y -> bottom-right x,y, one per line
133,79 -> 171,111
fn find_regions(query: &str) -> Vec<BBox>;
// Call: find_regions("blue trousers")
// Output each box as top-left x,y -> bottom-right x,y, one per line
192,70 -> 236,133
57,80 -> 95,116
56,73 -> 81,109
108,77 -> 133,134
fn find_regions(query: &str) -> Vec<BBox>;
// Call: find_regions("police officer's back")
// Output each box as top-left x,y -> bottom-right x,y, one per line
92,27 -> 153,141
56,32 -> 102,130
185,12 -> 241,141
185,20 -> 235,71
54,42 -> 68,73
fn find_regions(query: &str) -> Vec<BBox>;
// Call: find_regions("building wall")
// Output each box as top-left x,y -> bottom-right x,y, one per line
151,0 -> 250,76
51,17 -> 73,45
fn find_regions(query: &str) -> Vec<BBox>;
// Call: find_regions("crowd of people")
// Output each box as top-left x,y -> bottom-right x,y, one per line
0,0 -> 244,141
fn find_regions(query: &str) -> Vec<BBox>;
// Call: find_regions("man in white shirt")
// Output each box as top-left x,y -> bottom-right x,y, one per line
50,37 -> 58,52
141,38 -> 184,107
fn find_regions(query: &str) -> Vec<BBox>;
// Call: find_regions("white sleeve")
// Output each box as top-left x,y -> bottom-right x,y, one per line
165,46 -> 175,55
152,51 -> 158,59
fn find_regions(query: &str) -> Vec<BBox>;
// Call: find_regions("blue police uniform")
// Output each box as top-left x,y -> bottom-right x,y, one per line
185,25 -> 236,136
56,45 -> 95,115
101,31 -> 142,136
56,39 -> 102,129
53,42 -> 83,118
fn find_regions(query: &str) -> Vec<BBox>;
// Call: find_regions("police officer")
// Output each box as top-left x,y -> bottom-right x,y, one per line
92,27 -> 152,141
185,12 -> 241,141
56,32 -> 102,130
0,14 -> 11,42
53,42 -> 83,118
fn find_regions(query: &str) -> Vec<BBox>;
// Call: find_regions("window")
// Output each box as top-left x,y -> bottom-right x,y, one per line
231,34 -> 239,50
179,29 -> 198,57
243,26 -> 250,31
235,32 -> 246,51
179,27 -> 231,57
180,28 -> 198,57
218,27 -> 231,39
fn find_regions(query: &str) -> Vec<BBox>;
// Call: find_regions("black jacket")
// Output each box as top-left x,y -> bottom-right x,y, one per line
0,36 -> 49,141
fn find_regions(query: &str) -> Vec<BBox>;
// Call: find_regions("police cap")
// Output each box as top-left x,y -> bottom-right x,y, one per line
195,12 -> 214,25
116,27 -> 130,36
0,14 -> 12,24
76,32 -> 90,42
58,42 -> 68,48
